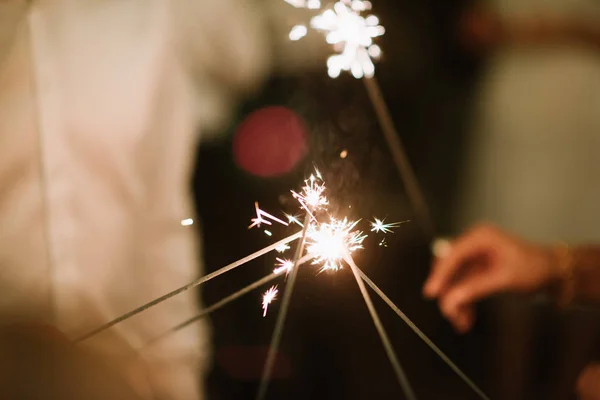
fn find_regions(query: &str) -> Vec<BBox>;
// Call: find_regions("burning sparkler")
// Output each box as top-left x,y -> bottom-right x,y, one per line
284,0 -> 385,79
283,0 -> 435,237
248,168 -> 416,400
249,170 -> 397,302
87,166 -> 487,400
311,1 -> 385,78
262,286 -> 279,316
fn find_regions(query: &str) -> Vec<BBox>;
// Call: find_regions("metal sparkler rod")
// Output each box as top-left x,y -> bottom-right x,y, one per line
344,252 -> 418,400
75,231 -> 303,343
141,253 -> 315,349
357,268 -> 491,400
143,272 -> 280,349
363,76 -> 435,239
257,213 -> 312,400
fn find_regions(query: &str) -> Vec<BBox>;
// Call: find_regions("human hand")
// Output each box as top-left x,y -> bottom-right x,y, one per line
423,224 -> 561,333
577,363 -> 600,400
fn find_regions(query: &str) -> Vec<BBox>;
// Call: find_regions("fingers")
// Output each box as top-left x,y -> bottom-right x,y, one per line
438,268 -> 508,333
443,304 -> 474,334
424,224 -> 497,298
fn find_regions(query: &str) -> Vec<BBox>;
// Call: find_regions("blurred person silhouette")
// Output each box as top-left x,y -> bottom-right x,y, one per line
0,1 -> 320,399
425,224 -> 600,400
444,1 -> 600,399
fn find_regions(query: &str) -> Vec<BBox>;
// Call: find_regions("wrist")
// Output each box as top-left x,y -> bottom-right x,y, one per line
546,243 -> 576,307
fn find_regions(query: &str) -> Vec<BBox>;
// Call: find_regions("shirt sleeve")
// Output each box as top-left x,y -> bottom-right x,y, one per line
170,0 -> 271,97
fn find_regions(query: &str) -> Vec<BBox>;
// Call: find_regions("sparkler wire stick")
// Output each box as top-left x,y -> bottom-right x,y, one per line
75,231 -> 303,343
257,214 -> 311,400
344,253 -> 418,400
142,254 -> 315,349
363,76 -> 435,239
357,268 -> 491,400
143,271 -> 280,349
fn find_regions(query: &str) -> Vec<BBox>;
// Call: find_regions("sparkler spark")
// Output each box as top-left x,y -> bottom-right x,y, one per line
370,218 -> 406,234
274,258 -> 294,275
262,286 -> 279,317
249,202 -> 289,229
285,213 -> 305,227
275,243 -> 291,253
291,173 -> 328,217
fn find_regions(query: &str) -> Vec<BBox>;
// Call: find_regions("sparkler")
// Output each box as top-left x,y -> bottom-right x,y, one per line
83,166 -> 487,400
244,170 -> 487,399
344,252 -> 417,400
283,0 -> 436,238
75,231 -> 302,342
254,171 -> 419,400
357,267 -> 492,400
311,1 -> 385,79
285,0 -> 384,79
257,213 -> 311,400
142,255 -> 316,349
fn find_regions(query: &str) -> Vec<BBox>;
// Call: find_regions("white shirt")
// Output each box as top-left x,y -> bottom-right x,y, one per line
0,1 -> 270,399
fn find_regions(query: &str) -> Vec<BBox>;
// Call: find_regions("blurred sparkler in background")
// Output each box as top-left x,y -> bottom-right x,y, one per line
284,0 -> 435,238
284,0 -> 385,78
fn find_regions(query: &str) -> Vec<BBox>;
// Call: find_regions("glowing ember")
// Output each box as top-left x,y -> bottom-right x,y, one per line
275,244 -> 291,253
306,218 -> 366,272
249,202 -> 289,229
285,213 -> 305,227
291,173 -> 328,217
370,218 -> 406,234
274,258 -> 295,275
262,286 -> 279,316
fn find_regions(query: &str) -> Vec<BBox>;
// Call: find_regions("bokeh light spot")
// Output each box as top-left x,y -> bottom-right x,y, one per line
233,107 -> 308,177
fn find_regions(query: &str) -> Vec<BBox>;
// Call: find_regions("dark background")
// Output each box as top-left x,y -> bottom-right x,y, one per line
191,1 -> 600,399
